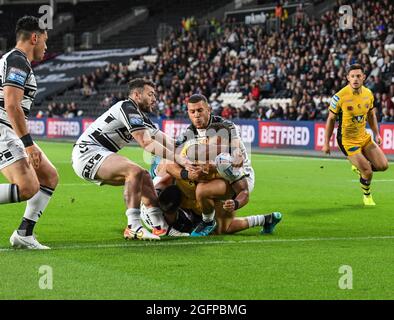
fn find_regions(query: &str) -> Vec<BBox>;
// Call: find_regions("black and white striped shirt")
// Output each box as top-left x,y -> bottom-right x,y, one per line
0,48 -> 36,128
75,99 -> 159,152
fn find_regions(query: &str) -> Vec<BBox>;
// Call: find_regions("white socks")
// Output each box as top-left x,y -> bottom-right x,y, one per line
202,211 -> 215,223
246,215 -> 265,228
145,207 -> 168,229
126,208 -> 141,230
23,186 -> 54,222
0,184 -> 20,204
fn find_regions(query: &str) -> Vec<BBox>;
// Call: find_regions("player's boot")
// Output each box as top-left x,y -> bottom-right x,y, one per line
261,212 -> 282,234
351,165 -> 361,177
167,227 -> 190,237
152,226 -> 168,237
9,230 -> 50,250
363,194 -> 376,206
123,226 -> 160,241
190,220 -> 217,237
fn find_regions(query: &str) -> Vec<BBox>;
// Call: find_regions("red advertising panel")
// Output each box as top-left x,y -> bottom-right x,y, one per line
380,124 -> 394,154
162,120 -> 190,139
314,123 -> 338,151
258,121 -> 314,149
47,118 -> 81,139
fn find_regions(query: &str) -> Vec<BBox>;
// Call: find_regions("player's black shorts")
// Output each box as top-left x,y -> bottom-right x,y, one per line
172,208 -> 202,233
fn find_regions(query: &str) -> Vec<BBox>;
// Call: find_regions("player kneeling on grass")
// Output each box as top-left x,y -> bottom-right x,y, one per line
71,79 -> 185,241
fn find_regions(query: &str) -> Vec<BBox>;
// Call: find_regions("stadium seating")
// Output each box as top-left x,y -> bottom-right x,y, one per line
23,0 -> 394,122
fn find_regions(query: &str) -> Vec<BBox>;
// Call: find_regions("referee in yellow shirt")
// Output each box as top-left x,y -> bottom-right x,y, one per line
323,64 -> 389,205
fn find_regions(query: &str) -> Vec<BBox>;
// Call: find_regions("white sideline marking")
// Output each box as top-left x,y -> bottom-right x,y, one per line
1,235 -> 393,252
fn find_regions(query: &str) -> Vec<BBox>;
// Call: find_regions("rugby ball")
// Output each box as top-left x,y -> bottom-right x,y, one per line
215,152 -> 244,183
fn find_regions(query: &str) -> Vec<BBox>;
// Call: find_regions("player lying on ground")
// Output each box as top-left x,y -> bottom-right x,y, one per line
323,64 -> 389,206
72,78 -> 185,241
0,16 -> 59,249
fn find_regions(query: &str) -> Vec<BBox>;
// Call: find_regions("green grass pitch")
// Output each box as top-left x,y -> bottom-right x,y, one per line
0,141 -> 393,299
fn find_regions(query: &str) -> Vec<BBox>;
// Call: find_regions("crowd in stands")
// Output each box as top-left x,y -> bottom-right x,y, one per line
149,0 -> 394,121
40,0 -> 394,122
37,101 -> 83,118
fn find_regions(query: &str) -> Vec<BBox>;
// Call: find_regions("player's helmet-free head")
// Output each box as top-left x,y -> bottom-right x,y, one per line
158,185 -> 182,212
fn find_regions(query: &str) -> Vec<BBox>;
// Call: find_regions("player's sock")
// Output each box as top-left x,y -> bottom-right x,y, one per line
18,185 -> 55,236
246,215 -> 265,227
17,219 -> 36,237
359,177 -> 371,196
145,207 -> 168,229
264,213 -> 273,224
202,211 -> 215,223
126,208 -> 142,230
0,184 -> 20,204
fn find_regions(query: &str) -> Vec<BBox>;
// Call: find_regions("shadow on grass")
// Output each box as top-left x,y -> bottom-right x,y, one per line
291,204 -> 376,216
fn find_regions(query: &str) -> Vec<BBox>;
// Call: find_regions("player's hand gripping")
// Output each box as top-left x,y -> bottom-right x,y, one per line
223,199 -> 236,213
26,144 -> 42,169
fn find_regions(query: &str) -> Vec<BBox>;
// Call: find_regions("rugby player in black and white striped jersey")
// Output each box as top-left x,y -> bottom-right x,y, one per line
72,78 -> 186,240
0,16 -> 59,249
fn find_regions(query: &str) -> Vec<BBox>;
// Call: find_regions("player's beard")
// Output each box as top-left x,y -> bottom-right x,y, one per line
139,98 -> 152,113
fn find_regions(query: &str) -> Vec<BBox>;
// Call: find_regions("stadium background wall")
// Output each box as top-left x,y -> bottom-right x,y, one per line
28,118 -> 394,157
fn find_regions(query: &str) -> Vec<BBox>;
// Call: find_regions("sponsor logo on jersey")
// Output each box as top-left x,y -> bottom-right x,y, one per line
6,67 -> 27,86
347,106 -> 353,111
352,115 -> 364,123
128,114 -> 144,126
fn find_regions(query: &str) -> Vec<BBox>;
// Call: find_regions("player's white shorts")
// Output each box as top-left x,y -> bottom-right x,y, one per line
0,125 -> 27,170
71,143 -> 113,185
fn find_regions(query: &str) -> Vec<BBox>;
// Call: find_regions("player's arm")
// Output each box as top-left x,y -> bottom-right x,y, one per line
367,107 -> 382,145
119,103 -> 185,165
225,121 -> 244,167
131,129 -> 186,165
152,129 -> 176,152
230,137 -> 244,167
3,86 -> 42,168
165,162 -> 203,181
222,178 -> 249,213
323,111 -> 337,155
324,94 -> 341,155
